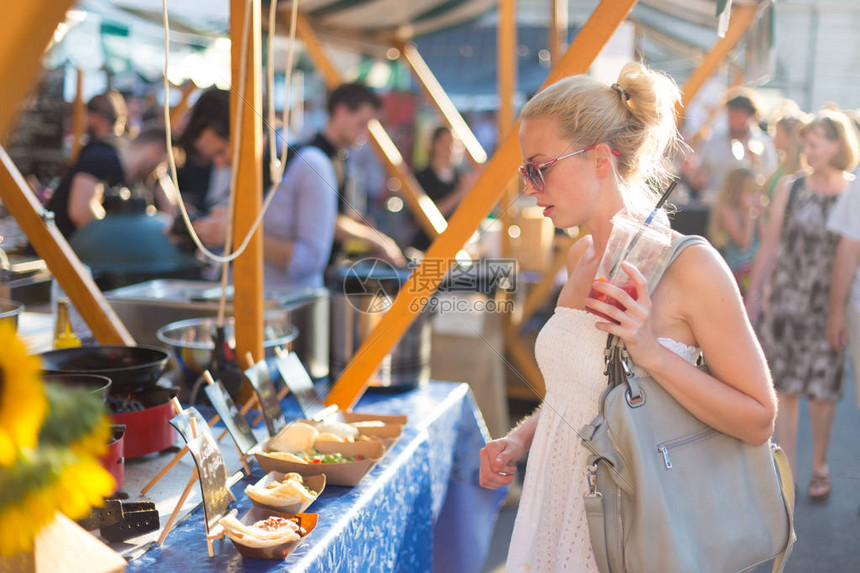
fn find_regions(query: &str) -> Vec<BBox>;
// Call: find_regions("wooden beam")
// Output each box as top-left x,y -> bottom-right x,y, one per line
507,234 -> 576,337
498,0 -> 518,332
169,82 -> 197,129
549,0 -> 569,65
0,147 -> 134,344
230,0 -> 264,372
326,0 -> 639,410
71,69 -> 85,163
677,2 -> 759,122
397,42 -> 487,165
294,11 -> 445,240
0,0 -> 76,140
294,12 -> 341,89
366,121 -> 447,239
505,335 -> 545,399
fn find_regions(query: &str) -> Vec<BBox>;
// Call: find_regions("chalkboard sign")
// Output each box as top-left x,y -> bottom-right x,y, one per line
244,361 -> 286,437
276,350 -> 324,420
5,67 -> 67,183
169,408 -> 209,444
204,380 -> 258,456
170,407 -> 231,533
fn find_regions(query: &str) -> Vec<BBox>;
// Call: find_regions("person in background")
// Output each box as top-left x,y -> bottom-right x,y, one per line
686,90 -> 777,205
183,83 -> 403,288
763,110 -> 807,200
707,167 -> 765,295
175,88 -> 232,216
46,125 -> 173,239
410,126 -> 478,251
84,90 -> 127,143
746,110 -> 859,499
826,166 -> 860,411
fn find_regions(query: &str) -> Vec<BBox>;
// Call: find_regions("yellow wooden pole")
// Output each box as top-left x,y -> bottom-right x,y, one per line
0,0 -> 76,140
677,2 -> 759,122
230,0 -> 264,372
294,11 -> 445,240
169,82 -> 197,129
549,0 -> 569,65
397,42 -> 487,165
498,0 -> 518,266
0,147 -> 134,344
326,0 -> 640,410
70,69 -> 85,163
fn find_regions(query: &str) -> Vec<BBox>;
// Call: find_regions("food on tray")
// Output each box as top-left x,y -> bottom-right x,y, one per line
314,421 -> 359,440
269,422 -> 319,453
219,513 -> 306,548
245,473 -> 318,507
267,449 -> 360,464
266,452 -> 309,464
315,432 -> 346,443
350,420 -> 387,429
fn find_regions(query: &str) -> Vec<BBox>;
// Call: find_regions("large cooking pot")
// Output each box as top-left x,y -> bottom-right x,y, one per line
327,260 -> 431,390
155,315 -> 298,379
0,299 -> 24,332
39,345 -> 170,393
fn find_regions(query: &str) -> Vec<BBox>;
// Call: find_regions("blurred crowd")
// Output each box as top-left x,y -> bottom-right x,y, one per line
681,88 -> 859,500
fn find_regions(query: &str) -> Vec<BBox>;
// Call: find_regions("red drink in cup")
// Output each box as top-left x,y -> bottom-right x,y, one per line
586,277 -> 639,323
585,212 -> 671,322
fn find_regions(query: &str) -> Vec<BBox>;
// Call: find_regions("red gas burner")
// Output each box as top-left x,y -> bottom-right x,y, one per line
108,387 -> 177,458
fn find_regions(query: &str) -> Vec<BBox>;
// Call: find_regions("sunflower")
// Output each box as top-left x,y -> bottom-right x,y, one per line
0,321 -> 46,466
0,449 -> 115,557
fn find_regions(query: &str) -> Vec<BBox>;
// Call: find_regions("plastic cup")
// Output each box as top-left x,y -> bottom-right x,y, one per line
586,213 -> 672,323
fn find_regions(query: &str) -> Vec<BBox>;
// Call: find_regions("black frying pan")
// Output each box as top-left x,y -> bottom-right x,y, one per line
39,345 -> 170,393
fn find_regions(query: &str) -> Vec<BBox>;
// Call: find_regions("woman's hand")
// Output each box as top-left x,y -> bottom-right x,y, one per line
479,435 -> 526,490
826,310 -> 848,352
587,262 -> 663,369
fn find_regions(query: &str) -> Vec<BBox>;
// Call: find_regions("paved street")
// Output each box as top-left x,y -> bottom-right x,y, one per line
483,367 -> 859,572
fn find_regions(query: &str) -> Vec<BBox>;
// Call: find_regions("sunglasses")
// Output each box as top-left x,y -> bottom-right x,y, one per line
519,145 -> 621,192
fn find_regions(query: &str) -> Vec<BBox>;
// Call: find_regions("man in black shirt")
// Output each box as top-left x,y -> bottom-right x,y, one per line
47,126 -> 171,239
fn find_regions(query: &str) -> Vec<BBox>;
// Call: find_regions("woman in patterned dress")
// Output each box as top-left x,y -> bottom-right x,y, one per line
477,62 -> 778,572
747,111 -> 859,500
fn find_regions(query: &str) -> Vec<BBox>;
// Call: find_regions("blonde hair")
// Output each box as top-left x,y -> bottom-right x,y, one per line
708,167 -> 757,249
521,62 -> 682,214
800,109 -> 860,172
762,112 -> 807,197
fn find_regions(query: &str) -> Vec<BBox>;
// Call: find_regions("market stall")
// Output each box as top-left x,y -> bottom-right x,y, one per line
0,1 -> 778,571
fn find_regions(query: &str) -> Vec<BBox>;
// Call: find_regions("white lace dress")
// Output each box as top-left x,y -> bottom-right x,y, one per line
506,306 -> 700,573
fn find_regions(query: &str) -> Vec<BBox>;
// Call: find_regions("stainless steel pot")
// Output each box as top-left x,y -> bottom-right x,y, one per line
328,262 -> 431,390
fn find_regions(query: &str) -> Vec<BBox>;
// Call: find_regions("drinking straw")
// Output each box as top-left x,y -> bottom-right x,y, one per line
608,178 -> 679,277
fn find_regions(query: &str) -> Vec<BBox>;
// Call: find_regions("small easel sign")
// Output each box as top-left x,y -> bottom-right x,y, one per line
203,371 -> 258,473
157,401 -> 233,557
243,352 -> 286,436
274,346 -> 326,420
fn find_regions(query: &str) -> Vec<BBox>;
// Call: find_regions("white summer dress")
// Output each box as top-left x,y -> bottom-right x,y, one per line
506,306 -> 701,573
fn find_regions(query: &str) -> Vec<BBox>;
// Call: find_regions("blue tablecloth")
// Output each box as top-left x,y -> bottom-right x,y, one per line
127,381 -> 505,573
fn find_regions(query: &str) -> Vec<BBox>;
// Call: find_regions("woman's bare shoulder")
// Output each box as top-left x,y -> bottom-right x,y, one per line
566,234 -> 593,274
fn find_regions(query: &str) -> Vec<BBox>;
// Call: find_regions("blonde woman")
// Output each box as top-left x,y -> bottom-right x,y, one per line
763,113 -> 807,200
478,63 -> 776,572
707,167 -> 765,294
747,110 -> 860,500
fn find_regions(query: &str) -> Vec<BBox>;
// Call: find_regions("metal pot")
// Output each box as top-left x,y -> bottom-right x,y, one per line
327,261 -> 431,390
42,373 -> 112,403
0,299 -> 23,332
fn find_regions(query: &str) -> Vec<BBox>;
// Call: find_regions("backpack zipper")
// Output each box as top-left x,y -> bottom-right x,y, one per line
656,428 -> 719,469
